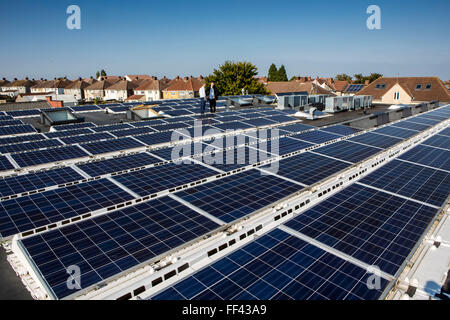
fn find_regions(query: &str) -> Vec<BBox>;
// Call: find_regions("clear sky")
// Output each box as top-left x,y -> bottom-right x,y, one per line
1,0 -> 449,80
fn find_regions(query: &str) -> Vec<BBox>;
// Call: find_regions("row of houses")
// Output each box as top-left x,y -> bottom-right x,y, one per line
0,75 -> 206,103
264,76 -> 450,105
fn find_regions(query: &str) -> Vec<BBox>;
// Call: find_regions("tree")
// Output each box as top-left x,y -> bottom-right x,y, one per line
96,71 -> 100,79
353,74 -> 365,84
205,61 -> 269,96
268,64 -> 278,82
277,65 -> 288,82
367,73 -> 383,83
335,74 -> 352,82
100,69 -> 107,77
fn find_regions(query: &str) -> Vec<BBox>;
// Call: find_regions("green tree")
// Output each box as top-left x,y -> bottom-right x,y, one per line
353,74 -> 365,84
277,65 -> 288,82
268,64 -> 278,82
205,61 -> 269,96
100,69 -> 107,77
96,71 -> 100,79
367,73 -> 383,83
335,74 -> 352,82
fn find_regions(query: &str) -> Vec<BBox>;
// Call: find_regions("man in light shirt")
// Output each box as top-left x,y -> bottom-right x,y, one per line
208,82 -> 219,113
199,83 -> 206,115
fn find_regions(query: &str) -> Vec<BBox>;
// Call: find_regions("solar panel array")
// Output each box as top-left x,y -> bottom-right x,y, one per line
2,102 -> 448,301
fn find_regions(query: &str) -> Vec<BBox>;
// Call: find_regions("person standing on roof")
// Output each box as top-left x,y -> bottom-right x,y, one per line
208,82 -> 219,113
199,83 -> 206,115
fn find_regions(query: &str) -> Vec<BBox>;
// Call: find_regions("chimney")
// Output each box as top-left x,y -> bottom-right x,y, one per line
2,77 -> 6,81
198,75 -> 203,80
90,76 -> 93,79
308,76 -> 311,81
25,77 -> 29,80
184,76 -> 189,81
365,80 -> 370,85
152,76 -> 157,80
14,78 -> 17,81
176,76 -> 180,80
40,78 -> 44,81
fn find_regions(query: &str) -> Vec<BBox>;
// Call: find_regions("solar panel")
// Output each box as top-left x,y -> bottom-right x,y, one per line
109,127 -> 156,137
133,131 -> 174,146
284,183 -> 438,275
421,134 -> 449,150
398,145 -> 450,171
418,114 -> 448,122
80,137 -> 145,155
276,123 -> 315,134
11,146 -> 89,168
261,152 -> 351,186
0,115 -> 13,120
233,112 -> 266,120
150,122 -> 189,132
0,167 -> 84,198
407,117 -> 440,126
203,146 -> 274,172
90,124 -> 133,133
241,118 -> 277,127
213,122 -> 254,131
76,152 -> 160,177
45,128 -> 94,139
391,120 -> 430,132
215,115 -> 245,122
113,162 -> 217,197
0,120 -> 25,126
0,124 -> 37,136
0,178 -> 135,238
259,137 -> 314,156
290,130 -> 341,144
150,142 -> 214,161
18,195 -> 220,299
176,125 -> 222,139
359,160 -> 450,207
152,229 -> 388,300
437,127 -> 450,137
0,133 -> 47,146
70,105 -> 101,112
107,106 -> 129,113
60,132 -> 115,144
265,115 -> 297,123
0,138 -> 62,154
6,109 -> 41,117
319,125 -> 361,136
162,116 -> 195,123
314,141 -> 380,163
0,156 -> 14,171
372,126 -> 418,139
348,132 -> 403,149
164,110 -> 194,117
131,119 -> 168,127
52,122 -> 96,131
175,169 -> 300,223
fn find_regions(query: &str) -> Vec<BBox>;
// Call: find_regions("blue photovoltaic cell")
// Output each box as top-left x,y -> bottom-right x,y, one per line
259,137 -> 314,156
165,110 -> 194,117
80,137 -> 145,155
398,145 -> 450,171
0,167 -> 84,198
0,178 -> 135,238
241,118 -> 277,127
261,152 -> 350,185
175,169 -> 300,223
265,115 -> 297,123
0,139 -> 62,154
131,119 -> 168,127
319,125 -> 361,136
176,125 -> 222,138
45,128 -> 94,139
134,131 -> 174,146
213,122 -> 254,131
421,135 -> 449,150
113,162 -> 217,197
0,120 -> 25,126
359,160 -> 450,207
90,124 -> 133,133
160,116 -> 194,123
234,112 -> 266,120
0,133 -> 46,146
407,117 -> 440,126
419,114 -> 448,122
437,127 -> 450,137
391,120 -> 430,132
149,142 -> 215,161
284,183 -> 438,275
0,156 -> 14,171
276,123 -> 315,134
52,122 -> 96,131
19,196 -> 220,299
6,109 -> 41,117
206,146 -> 274,172
0,115 -> 13,120
372,126 -> 418,139
314,141 -> 380,163
290,130 -> 341,144
348,132 -> 403,149
76,152 -> 161,177
215,115 -> 245,122
109,127 -> 156,137
60,132 -> 115,144
11,146 -> 88,168
152,229 -> 388,300
0,124 -> 36,136
108,106 -> 129,113
70,105 -> 101,112
150,122 -> 189,132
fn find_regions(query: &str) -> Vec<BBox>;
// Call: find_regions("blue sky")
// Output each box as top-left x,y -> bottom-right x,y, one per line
1,0 -> 449,80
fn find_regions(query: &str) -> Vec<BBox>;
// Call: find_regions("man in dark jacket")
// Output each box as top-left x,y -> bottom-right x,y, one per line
207,82 -> 219,113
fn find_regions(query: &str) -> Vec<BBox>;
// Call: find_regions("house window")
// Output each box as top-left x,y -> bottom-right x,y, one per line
415,84 -> 422,90
425,84 -> 432,90
393,92 -> 400,100
375,84 -> 386,89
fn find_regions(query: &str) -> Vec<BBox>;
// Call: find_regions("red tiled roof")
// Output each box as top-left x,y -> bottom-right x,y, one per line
266,81 -> 335,95
164,76 -> 205,92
